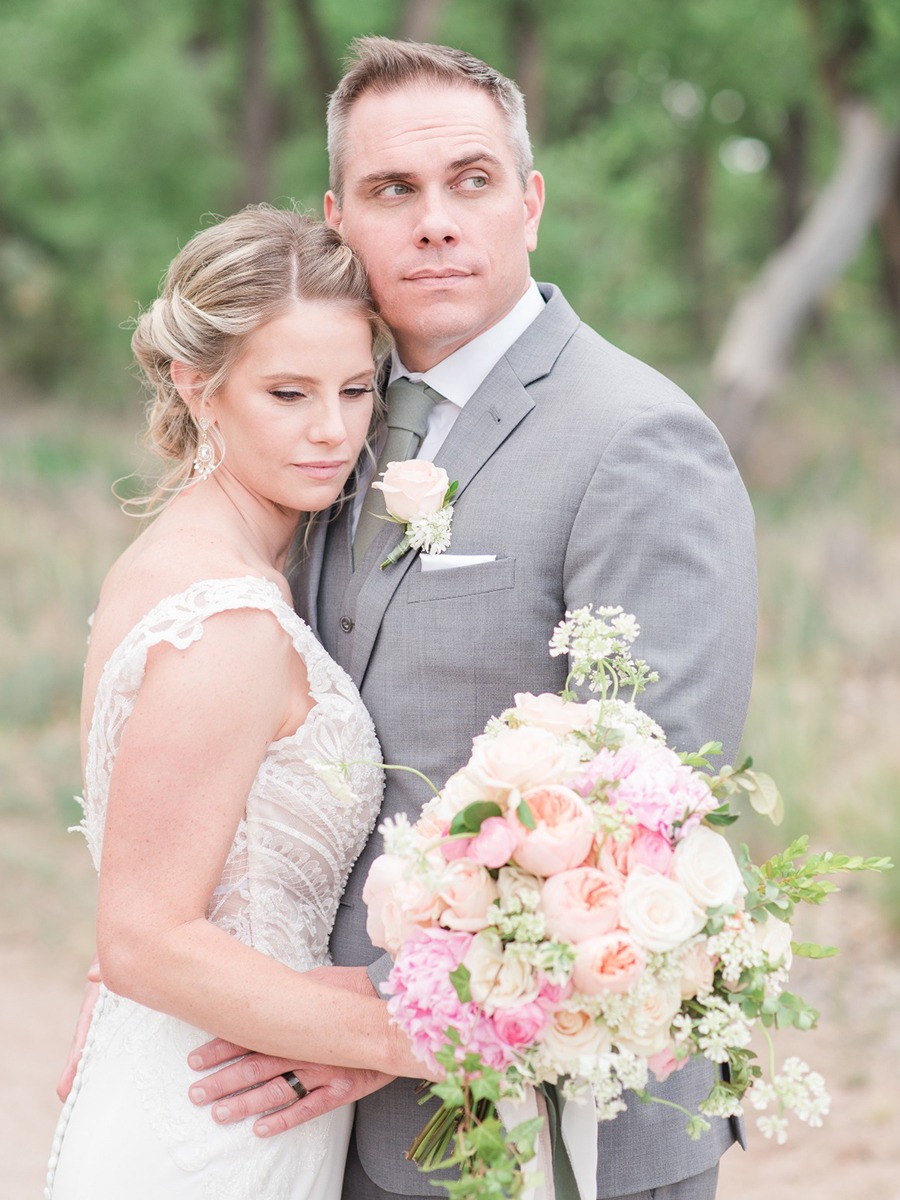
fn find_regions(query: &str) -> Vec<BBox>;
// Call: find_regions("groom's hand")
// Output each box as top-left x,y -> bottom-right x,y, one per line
187,965 -> 395,1137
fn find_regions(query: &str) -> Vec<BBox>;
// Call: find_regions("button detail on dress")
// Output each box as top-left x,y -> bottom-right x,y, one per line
340,616 -> 354,633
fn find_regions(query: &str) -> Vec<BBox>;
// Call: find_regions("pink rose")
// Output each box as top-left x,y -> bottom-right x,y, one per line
469,816 -> 520,868
493,1001 -> 547,1048
372,459 -> 449,522
437,859 -> 498,932
647,1046 -> 690,1083
572,930 -> 645,995
540,867 -> 621,944
600,827 -> 675,882
511,785 -> 595,876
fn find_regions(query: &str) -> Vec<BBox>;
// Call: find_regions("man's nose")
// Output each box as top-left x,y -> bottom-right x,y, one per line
414,188 -> 460,246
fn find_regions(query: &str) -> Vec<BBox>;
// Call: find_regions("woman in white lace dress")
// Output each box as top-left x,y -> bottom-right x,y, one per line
46,207 -> 428,1200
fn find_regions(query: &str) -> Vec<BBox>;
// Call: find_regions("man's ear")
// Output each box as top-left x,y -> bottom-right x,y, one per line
324,191 -> 341,231
524,171 -> 545,254
170,361 -> 208,417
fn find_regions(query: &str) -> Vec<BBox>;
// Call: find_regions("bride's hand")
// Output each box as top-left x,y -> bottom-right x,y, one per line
56,958 -> 102,1102
187,1043 -> 394,1136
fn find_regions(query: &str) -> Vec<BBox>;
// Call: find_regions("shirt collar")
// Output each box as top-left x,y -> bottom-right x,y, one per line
389,279 -> 545,409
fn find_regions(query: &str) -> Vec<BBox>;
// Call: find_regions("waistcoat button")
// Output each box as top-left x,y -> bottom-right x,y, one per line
339,616 -> 354,633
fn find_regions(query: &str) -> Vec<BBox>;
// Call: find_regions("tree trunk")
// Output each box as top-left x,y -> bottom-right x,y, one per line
236,0 -> 273,208
508,0 -> 545,145
706,99 -> 900,458
289,0 -> 336,118
876,163 -> 900,327
396,0 -> 447,43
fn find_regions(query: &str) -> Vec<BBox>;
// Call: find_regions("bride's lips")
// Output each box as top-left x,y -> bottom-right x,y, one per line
293,461 -> 348,480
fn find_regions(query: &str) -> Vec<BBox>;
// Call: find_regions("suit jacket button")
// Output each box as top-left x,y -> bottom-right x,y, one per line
340,616 -> 354,633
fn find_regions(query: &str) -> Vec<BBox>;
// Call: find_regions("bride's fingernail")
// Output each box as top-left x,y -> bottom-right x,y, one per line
213,1104 -> 231,1122
188,1085 -> 206,1103
188,1053 -> 203,1069
256,1124 -> 270,1137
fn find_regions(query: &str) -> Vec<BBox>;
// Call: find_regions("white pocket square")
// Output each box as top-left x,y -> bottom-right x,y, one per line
419,554 -> 497,573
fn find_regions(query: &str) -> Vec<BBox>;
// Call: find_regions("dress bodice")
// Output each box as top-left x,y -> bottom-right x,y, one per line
77,575 -> 384,972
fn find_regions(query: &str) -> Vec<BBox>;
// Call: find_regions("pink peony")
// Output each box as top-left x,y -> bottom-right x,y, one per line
571,931 -> 645,995
540,867 -> 621,944
511,785 -> 595,876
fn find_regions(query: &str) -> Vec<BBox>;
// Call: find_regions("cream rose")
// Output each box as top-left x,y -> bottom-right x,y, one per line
437,859 -> 499,932
372,459 -> 448,522
362,854 -> 440,955
572,931 -> 645,995
541,1006 -> 612,1066
466,726 -> 579,799
512,785 -> 595,876
672,826 -> 745,910
620,865 -> 706,952
540,867 -> 621,944
465,930 -> 540,1011
678,940 -> 716,999
615,977 -> 682,1057
509,692 -> 601,737
497,865 -> 543,913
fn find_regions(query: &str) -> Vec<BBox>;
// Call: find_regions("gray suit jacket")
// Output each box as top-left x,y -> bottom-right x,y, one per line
293,284 -> 757,1198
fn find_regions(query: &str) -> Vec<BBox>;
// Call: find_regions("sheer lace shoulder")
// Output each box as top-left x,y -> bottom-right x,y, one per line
77,575 -> 384,971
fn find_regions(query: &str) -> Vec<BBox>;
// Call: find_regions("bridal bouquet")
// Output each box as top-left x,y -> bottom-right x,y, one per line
361,606 -> 890,1198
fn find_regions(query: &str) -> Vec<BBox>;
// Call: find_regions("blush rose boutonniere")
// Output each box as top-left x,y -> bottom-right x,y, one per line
371,459 -> 459,569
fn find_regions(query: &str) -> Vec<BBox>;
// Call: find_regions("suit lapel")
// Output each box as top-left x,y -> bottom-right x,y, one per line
337,285 -> 583,688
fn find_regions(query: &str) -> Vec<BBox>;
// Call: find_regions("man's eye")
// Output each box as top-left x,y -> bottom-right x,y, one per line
459,175 -> 488,190
379,183 -> 411,198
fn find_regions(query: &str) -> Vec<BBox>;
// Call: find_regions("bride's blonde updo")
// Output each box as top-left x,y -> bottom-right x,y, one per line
129,204 -> 388,511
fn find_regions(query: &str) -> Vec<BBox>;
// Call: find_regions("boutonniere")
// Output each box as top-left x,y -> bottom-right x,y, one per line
371,460 -> 459,570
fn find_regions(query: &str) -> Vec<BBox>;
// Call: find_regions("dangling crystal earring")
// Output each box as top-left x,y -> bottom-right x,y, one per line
192,417 -> 220,480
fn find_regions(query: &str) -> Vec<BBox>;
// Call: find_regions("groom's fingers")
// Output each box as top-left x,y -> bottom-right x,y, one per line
187,1037 -> 254,1072
252,1069 -> 395,1138
188,1052 -> 306,1108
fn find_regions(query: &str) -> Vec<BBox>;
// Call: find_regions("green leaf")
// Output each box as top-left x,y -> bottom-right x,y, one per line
516,799 -> 537,829
449,801 -> 503,837
792,941 -> 839,959
450,962 -> 472,1003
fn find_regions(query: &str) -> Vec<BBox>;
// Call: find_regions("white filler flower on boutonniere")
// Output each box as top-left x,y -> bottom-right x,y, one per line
372,459 -> 459,570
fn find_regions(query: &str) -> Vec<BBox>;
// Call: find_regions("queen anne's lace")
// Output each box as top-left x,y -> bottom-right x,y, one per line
48,577 -> 383,1200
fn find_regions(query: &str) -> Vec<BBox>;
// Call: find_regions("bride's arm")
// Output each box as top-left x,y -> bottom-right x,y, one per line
96,608 -> 428,1082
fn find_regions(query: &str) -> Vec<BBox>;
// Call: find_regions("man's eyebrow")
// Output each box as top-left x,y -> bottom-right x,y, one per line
355,151 -> 505,190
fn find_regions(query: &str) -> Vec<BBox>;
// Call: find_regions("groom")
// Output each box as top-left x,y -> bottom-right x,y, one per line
190,36 -> 757,1199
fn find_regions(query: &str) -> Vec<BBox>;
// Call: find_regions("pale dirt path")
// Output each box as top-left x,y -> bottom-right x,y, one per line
5,890 -> 899,1199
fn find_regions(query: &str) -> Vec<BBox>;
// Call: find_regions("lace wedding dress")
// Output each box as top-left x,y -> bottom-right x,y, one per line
45,577 -> 384,1200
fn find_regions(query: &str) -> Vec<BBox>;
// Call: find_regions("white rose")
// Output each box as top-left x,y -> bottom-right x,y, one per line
541,1006 -> 612,1069
672,826 -> 745,910
620,865 -> 706,953
464,930 -> 540,1012
415,770 -> 484,839
497,865 -> 542,913
615,978 -> 683,1057
751,916 -> 794,970
372,459 -> 449,522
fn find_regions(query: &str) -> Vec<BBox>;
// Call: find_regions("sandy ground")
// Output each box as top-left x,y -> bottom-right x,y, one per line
4,890 -> 899,1199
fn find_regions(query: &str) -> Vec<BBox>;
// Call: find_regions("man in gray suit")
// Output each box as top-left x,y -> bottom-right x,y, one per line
189,36 -> 756,1200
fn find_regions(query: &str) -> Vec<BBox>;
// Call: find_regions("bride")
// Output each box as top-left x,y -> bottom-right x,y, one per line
46,206 -> 429,1199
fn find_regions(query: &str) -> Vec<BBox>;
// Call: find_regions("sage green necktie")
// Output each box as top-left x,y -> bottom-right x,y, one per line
353,377 -> 440,564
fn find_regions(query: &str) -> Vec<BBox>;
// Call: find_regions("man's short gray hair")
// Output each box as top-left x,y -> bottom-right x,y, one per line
326,36 -> 534,205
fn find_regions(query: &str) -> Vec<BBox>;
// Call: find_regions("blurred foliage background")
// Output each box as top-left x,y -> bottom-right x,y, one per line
1,0 -> 899,956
